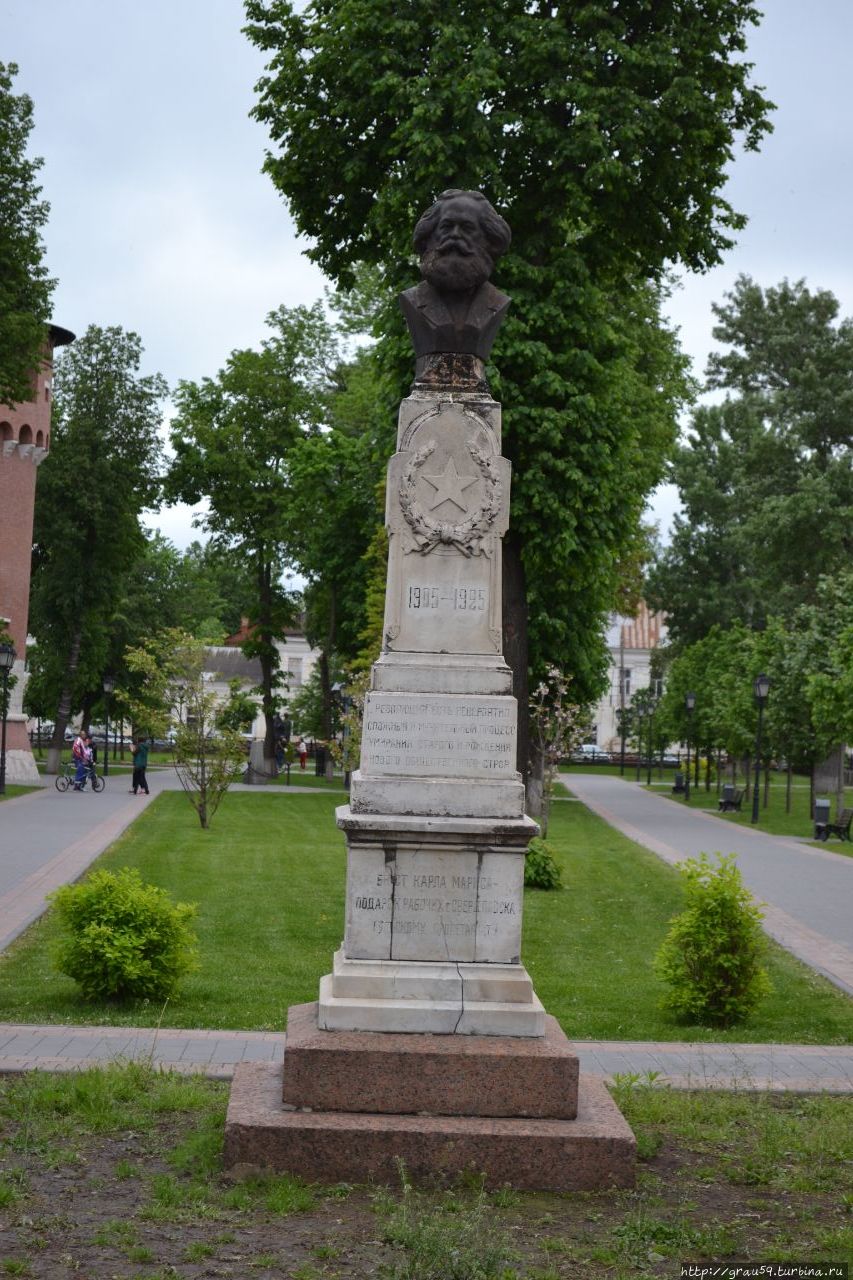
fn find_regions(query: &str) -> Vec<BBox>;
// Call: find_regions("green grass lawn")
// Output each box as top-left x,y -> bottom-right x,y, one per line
0,785 -> 39,802
1,790 -> 851,1043
269,770 -> 346,789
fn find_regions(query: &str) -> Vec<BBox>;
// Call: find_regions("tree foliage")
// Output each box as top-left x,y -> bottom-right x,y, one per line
124,629 -> 246,829
648,278 -> 853,644
29,325 -> 166,768
245,0 -> 771,721
0,62 -> 55,407
166,304 -> 334,764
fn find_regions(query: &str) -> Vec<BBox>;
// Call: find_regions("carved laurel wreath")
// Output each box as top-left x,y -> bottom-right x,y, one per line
399,440 -> 501,557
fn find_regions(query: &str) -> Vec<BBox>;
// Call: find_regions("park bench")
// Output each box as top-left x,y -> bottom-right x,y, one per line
821,808 -> 853,842
718,787 -> 744,813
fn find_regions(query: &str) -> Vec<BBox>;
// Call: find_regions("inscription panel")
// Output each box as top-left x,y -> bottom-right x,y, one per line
343,845 -> 524,963
361,691 -> 517,778
393,546 -> 495,654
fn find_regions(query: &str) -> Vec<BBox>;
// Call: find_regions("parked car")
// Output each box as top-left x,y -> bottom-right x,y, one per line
571,744 -> 611,763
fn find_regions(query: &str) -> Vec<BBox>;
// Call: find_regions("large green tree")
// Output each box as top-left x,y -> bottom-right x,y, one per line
648,277 -> 853,644
285,344 -> 389,738
245,0 -> 771,777
166,303 -> 336,770
29,326 -> 167,771
0,62 -> 55,407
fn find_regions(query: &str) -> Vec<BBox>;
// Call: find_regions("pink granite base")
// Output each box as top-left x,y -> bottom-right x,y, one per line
282,1001 -> 579,1119
225,1061 -> 635,1192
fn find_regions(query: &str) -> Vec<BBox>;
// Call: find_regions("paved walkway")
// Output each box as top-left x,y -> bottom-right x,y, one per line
0,1022 -> 850,1091
563,772 -> 853,995
1,767 -> 850,1092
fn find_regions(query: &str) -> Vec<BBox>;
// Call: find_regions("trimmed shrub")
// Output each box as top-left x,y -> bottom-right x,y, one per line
524,838 -> 563,890
654,852 -> 771,1026
49,868 -> 198,1001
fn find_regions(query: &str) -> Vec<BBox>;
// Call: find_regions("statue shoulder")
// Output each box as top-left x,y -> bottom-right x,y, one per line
399,281 -> 431,313
480,282 -> 510,314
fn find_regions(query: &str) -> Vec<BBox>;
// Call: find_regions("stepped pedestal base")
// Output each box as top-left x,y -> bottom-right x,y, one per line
318,951 -> 545,1036
286,1000 -> 575,1117
225,1061 -> 635,1192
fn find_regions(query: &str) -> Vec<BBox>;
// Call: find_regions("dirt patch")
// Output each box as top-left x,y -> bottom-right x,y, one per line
1,1081 -> 850,1278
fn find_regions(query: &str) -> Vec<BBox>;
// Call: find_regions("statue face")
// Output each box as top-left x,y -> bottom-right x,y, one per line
420,195 -> 494,294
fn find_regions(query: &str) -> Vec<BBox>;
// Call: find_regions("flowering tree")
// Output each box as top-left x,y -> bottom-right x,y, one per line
528,668 -> 588,835
123,629 -> 245,829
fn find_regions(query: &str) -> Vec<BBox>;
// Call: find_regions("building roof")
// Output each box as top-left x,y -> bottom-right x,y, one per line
203,647 -> 262,682
620,601 -> 666,652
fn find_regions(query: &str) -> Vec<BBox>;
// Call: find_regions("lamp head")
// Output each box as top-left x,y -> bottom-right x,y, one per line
685,691 -> 696,713
754,673 -> 770,701
0,643 -> 16,673
103,677 -> 115,694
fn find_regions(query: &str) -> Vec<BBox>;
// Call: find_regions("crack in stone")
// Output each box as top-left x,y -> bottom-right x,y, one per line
384,843 -> 397,961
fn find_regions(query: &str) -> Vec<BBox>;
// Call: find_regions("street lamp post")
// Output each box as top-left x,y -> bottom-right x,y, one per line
0,643 -> 16,797
751,674 -> 771,825
102,677 -> 115,777
635,710 -> 644,783
684,691 -> 696,802
646,699 -> 658,787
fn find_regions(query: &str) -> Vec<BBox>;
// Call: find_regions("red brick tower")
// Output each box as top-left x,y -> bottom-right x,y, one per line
0,324 -> 74,783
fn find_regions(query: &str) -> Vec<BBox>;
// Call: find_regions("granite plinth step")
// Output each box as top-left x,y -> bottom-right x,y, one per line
283,1001 -> 578,1118
225,1061 -> 635,1192
318,973 -> 546,1037
328,950 -> 536,1004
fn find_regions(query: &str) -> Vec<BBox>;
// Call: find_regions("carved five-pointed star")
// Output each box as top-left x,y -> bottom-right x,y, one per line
421,456 -> 478,512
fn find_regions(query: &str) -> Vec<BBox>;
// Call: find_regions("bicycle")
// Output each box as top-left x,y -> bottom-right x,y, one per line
55,762 -> 105,793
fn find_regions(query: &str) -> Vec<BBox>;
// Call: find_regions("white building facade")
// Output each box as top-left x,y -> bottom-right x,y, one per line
591,603 -> 667,752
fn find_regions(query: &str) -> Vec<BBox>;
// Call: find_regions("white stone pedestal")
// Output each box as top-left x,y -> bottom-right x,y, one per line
323,388 -> 542,1037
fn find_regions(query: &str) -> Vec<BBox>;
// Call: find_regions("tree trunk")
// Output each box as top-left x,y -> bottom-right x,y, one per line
744,755 -> 752,801
46,626 -> 83,774
325,590 -> 337,778
318,648 -> 335,776
716,750 -> 723,794
786,763 -> 792,813
527,742 -> 546,834
257,558 -> 278,775
764,763 -> 771,807
503,532 -> 530,796
79,691 -> 94,737
810,767 -> 815,820
704,746 -> 711,791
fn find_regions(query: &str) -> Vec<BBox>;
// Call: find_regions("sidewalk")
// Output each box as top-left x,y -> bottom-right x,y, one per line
563,771 -> 853,995
0,1022 -> 850,1092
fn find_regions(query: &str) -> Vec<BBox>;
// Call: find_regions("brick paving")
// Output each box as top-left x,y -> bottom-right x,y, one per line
0,1022 -> 849,1091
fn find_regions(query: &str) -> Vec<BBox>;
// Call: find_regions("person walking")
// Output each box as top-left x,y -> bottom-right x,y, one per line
131,736 -> 150,795
297,738 -> 307,771
72,729 -> 88,790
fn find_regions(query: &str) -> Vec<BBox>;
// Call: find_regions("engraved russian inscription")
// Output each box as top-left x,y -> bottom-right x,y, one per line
361,692 -> 517,778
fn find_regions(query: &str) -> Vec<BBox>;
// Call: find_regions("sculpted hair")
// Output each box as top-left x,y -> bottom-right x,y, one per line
413,190 -> 512,258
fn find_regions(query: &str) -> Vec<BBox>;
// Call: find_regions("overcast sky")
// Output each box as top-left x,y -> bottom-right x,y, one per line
5,0 -> 853,548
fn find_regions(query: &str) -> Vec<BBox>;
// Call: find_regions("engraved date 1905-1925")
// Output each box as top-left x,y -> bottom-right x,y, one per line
407,585 -> 486,611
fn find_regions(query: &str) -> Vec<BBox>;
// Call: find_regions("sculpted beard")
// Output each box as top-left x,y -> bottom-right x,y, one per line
421,241 -> 493,293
